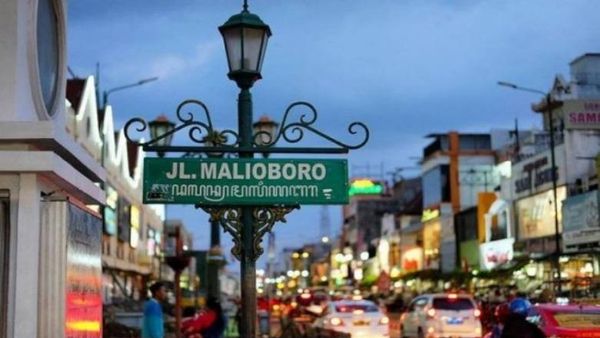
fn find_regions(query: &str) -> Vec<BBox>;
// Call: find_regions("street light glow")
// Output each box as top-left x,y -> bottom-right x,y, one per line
360,251 -> 369,261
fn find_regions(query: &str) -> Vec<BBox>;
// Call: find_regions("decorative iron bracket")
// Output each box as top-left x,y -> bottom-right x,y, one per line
124,100 -> 369,155
200,205 -> 298,262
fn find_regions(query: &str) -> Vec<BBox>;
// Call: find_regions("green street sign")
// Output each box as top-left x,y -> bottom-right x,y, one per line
143,158 -> 349,205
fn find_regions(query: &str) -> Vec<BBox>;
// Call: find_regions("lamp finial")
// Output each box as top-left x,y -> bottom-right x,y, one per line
243,0 -> 248,12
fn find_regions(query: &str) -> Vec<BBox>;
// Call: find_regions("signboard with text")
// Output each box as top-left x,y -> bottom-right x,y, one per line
143,158 -> 349,205
562,190 -> 600,250
516,186 -> 566,240
66,203 -> 102,338
562,100 -> 600,130
479,238 -> 514,271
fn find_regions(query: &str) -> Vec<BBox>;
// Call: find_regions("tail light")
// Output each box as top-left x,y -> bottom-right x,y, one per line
474,309 -> 481,318
426,308 -> 436,318
379,316 -> 390,325
330,317 -> 344,326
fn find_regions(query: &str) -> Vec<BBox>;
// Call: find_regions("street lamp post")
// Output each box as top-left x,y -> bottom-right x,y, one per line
102,76 -> 159,108
498,81 -> 564,294
124,2 -> 369,337
253,115 -> 279,337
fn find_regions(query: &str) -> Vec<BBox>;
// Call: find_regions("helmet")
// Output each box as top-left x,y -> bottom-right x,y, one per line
509,297 -> 531,316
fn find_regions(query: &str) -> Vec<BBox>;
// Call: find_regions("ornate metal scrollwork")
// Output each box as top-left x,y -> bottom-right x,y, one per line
124,99 -> 239,148
201,205 -> 298,261
252,206 -> 298,261
202,207 -> 243,260
252,101 -> 370,151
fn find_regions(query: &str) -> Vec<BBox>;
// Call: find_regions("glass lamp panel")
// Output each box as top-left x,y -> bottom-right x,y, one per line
242,27 -> 266,71
149,120 -> 175,147
162,129 -> 174,148
257,31 -> 269,73
222,28 -> 243,72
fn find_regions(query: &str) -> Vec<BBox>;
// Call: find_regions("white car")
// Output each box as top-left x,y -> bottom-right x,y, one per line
399,293 -> 482,338
313,299 -> 390,338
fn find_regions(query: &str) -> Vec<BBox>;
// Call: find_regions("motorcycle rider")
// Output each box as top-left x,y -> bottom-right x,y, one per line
500,298 -> 545,338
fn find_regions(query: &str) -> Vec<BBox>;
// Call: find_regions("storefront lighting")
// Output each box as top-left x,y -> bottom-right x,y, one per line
390,266 -> 401,279
348,179 -> 384,196
354,268 -> 363,281
360,251 -> 369,261
393,281 -> 402,288
344,253 -> 353,262
320,276 -> 328,282
335,253 -> 345,263
525,264 -> 537,277
471,269 -> 479,276
276,290 -> 283,296
559,256 -> 570,263
581,263 -> 594,274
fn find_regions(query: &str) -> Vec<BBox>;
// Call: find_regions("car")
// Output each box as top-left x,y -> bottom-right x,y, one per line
527,304 -> 600,338
312,299 -> 390,338
399,293 -> 482,338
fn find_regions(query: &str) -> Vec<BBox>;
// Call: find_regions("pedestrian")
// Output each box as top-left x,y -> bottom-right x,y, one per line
182,297 -> 227,338
143,282 -> 167,338
500,298 -> 545,338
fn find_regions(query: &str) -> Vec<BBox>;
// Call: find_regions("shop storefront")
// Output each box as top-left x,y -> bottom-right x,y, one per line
423,219 -> 441,270
561,190 -> 600,297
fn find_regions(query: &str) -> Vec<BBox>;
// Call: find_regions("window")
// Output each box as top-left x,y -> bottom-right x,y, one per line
422,165 -> 451,207
432,297 -> 474,310
409,297 -> 428,312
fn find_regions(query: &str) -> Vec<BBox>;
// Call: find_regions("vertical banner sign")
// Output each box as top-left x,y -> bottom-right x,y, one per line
143,158 -> 349,205
66,204 -> 102,338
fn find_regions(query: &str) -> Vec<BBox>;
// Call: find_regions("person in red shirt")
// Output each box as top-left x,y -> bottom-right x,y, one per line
182,297 -> 225,338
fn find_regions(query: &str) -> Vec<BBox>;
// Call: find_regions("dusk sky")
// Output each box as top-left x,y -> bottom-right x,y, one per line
67,0 -> 600,271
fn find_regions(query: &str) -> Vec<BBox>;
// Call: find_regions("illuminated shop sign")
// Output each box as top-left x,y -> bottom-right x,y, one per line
106,186 -> 118,209
117,197 -> 130,243
401,247 -> 423,272
563,100 -> 600,130
348,179 -> 383,196
129,205 -> 140,248
103,185 -> 118,235
479,238 -> 514,270
147,228 -> 156,256
421,208 -> 440,223
103,208 -> 117,236
562,190 -> 600,249
66,203 -> 102,338
516,186 -> 566,240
